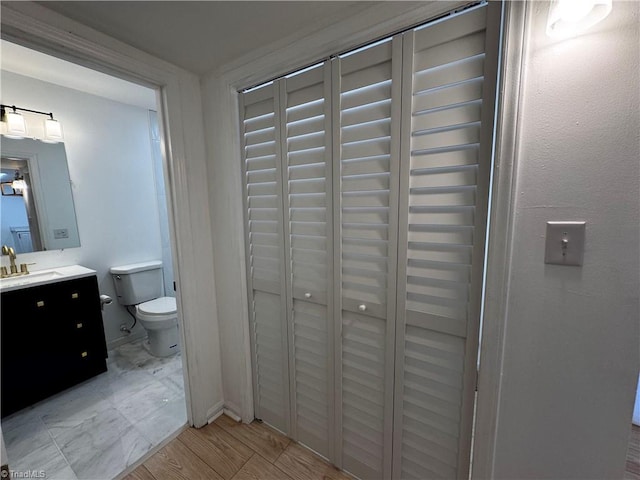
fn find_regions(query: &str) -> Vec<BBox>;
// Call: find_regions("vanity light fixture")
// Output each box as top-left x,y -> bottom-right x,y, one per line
1,106 -> 27,139
0,104 -> 64,143
547,0 -> 613,38
11,171 -> 26,192
43,118 -> 64,143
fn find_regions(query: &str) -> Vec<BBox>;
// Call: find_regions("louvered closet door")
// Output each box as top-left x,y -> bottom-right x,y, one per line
240,84 -> 290,434
333,37 -> 402,480
280,63 -> 333,458
393,4 -> 501,480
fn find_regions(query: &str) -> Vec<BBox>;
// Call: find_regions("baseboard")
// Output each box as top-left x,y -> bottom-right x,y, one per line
222,407 -> 242,423
205,399 -> 225,425
222,400 -> 244,422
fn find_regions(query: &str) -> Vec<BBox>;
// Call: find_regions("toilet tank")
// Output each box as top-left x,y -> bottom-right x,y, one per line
110,261 -> 164,306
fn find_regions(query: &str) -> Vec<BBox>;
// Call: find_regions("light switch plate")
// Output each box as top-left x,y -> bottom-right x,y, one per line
544,221 -> 586,266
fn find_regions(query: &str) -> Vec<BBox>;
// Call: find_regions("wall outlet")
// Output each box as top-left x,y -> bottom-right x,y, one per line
53,228 -> 69,239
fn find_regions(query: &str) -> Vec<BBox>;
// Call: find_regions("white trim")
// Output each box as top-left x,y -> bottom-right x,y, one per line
222,407 -> 242,423
329,55 -> 343,468
222,402 -> 246,423
218,1 -> 470,91
472,1 -> 529,478
1,1 -> 223,429
206,400 -> 225,424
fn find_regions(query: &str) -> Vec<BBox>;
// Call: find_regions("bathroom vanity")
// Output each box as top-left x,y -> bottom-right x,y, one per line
1,265 -> 108,417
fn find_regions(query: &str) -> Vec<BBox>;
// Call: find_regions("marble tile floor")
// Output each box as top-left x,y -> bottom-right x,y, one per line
2,338 -> 187,480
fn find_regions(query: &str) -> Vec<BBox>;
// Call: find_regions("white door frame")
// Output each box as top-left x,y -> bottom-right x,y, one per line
1,1 -> 224,428
472,1 -> 528,478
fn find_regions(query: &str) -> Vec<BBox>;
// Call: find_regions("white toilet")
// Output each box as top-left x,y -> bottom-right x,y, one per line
109,261 -> 180,357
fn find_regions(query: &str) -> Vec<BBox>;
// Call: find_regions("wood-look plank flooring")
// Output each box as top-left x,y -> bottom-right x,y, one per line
125,415 -> 352,480
626,424 -> 640,480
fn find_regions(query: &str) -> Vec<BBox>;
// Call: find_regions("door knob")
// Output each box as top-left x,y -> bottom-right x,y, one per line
304,292 -> 312,299
358,304 -> 367,312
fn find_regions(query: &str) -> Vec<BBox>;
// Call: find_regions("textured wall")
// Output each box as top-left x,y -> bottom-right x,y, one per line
492,2 -> 640,478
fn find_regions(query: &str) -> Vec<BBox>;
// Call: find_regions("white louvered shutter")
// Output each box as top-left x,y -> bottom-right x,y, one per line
280,63 -> 334,458
240,84 -> 290,434
333,37 -> 401,480
240,4 -> 503,479
393,4 -> 501,479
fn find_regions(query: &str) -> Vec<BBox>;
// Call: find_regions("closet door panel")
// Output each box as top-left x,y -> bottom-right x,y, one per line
394,4 -> 501,479
252,291 -> 288,425
291,299 -> 329,453
281,63 -> 333,458
240,84 -> 290,434
334,36 -> 402,480
341,310 -> 386,477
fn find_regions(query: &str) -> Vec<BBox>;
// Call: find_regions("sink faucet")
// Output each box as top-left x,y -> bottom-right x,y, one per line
1,245 -> 30,278
2,245 -> 17,274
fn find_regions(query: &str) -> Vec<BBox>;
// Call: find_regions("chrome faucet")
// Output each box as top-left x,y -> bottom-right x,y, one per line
1,245 -> 29,278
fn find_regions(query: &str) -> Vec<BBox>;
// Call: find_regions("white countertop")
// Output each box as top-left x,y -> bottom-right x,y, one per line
0,265 -> 96,292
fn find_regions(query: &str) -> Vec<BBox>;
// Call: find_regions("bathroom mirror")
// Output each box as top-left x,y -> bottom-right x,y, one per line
0,137 -> 80,252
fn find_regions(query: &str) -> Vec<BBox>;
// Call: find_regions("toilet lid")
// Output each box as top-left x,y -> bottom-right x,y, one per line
138,296 -> 177,316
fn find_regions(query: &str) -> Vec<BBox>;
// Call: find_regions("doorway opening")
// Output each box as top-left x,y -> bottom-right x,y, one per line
0,39 -> 188,479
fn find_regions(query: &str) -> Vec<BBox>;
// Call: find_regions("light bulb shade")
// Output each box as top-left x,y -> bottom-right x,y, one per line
5,111 -> 27,138
11,179 -> 27,191
43,118 -> 64,143
547,0 -> 613,38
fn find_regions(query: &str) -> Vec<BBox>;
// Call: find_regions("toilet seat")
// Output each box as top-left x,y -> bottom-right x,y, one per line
136,296 -> 177,322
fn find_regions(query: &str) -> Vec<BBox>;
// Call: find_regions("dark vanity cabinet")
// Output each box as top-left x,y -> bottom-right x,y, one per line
1,275 -> 108,417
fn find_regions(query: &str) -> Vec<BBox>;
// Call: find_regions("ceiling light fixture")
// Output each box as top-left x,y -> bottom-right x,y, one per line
547,0 -> 613,38
0,104 -> 65,143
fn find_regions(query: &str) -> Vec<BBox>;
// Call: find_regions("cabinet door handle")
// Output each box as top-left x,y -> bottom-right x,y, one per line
36,300 -> 45,307
304,292 -> 312,299
71,292 -> 79,299
81,351 -> 88,358
358,304 -> 367,312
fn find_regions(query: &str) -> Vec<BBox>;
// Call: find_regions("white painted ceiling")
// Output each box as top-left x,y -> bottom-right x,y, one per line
37,1 -> 377,75
1,40 -> 158,110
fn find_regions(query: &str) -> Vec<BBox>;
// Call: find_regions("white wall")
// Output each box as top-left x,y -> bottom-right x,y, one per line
490,2 -> 639,478
203,76 -> 252,419
0,70 -> 165,347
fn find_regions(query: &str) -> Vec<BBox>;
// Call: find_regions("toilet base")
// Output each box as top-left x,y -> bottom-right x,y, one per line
147,325 -> 180,357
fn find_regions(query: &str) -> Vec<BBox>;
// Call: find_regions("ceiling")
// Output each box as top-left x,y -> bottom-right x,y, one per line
36,1 -> 377,75
1,40 -> 157,110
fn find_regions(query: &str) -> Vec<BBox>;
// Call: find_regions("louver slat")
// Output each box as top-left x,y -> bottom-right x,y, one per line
394,4 -> 500,480
241,85 -> 289,434
282,63 -> 333,458
336,37 -> 400,480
